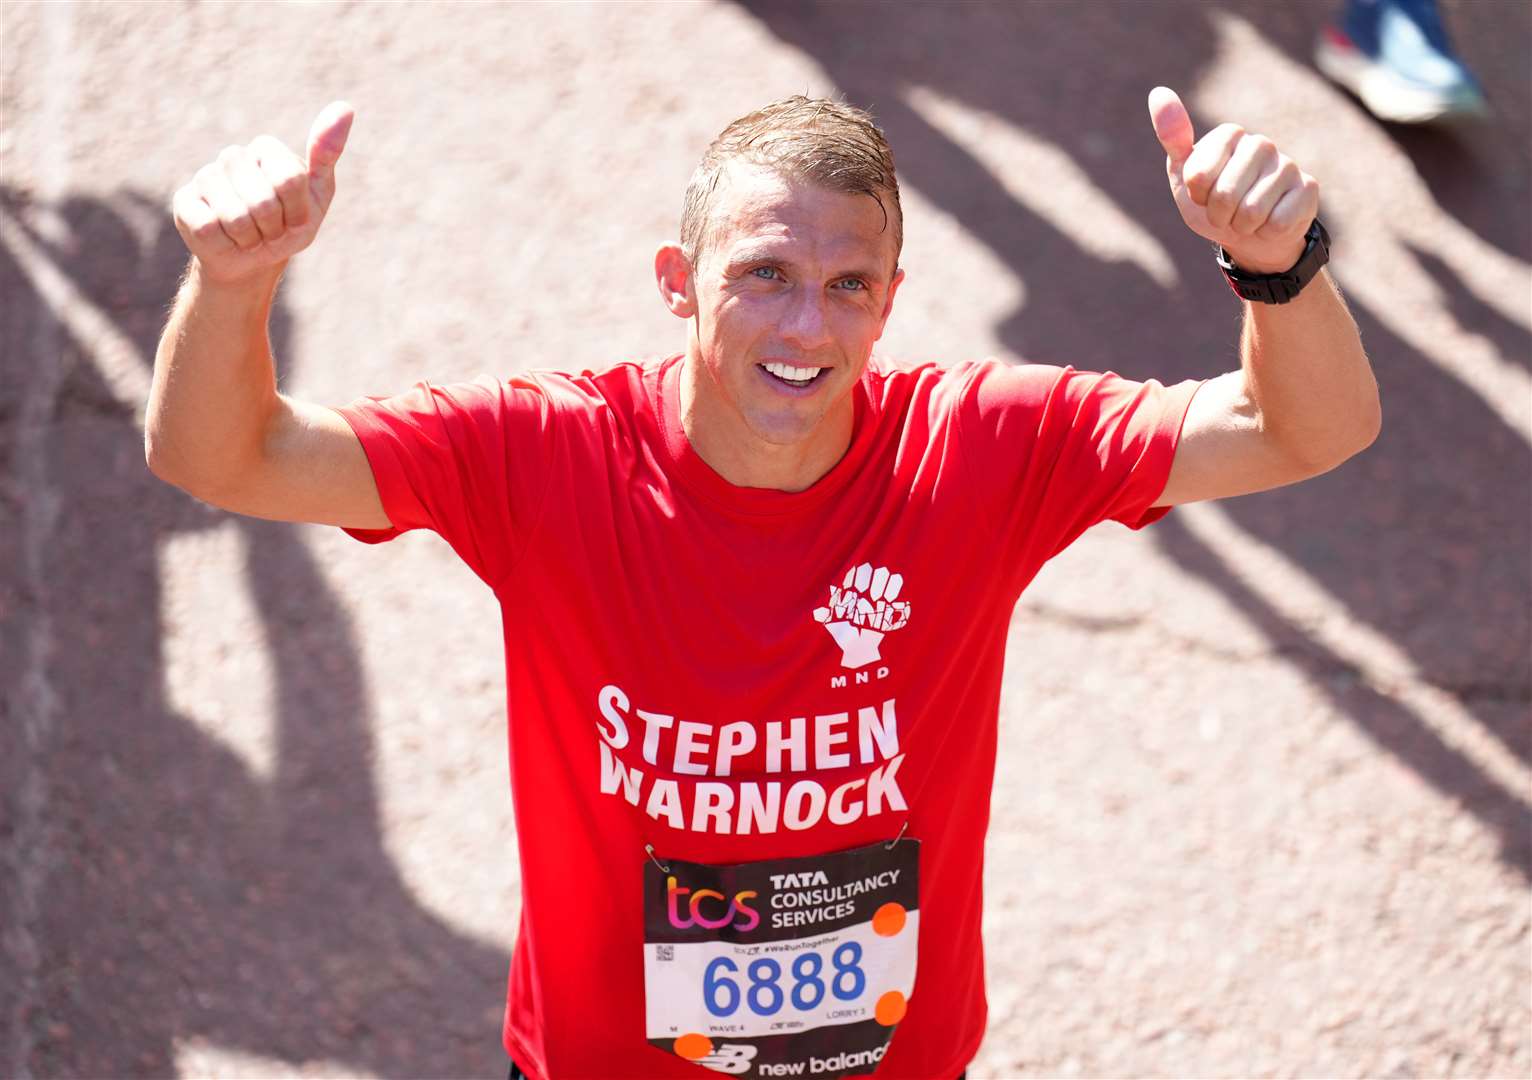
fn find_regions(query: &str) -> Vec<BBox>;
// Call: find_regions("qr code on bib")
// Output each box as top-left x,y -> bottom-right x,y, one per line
656,944 -> 674,961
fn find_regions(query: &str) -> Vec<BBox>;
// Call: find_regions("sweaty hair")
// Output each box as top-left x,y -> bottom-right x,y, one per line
680,95 -> 902,270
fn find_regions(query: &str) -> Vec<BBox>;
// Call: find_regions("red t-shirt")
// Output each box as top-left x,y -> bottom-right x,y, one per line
339,353 -> 1200,1079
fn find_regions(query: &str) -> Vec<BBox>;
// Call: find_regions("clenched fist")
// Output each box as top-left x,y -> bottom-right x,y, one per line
172,101 -> 354,286
1148,87 -> 1320,275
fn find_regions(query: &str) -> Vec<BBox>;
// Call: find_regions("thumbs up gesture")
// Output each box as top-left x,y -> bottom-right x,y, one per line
172,101 -> 355,286
1148,87 -> 1319,275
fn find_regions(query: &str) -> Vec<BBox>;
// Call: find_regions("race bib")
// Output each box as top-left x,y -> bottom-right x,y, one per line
644,838 -> 919,1078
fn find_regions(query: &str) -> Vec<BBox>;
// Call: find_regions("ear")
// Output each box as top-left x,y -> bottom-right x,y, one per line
654,243 -> 697,319
874,267 -> 905,342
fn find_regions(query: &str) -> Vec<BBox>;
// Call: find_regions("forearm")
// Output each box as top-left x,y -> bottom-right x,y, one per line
145,258 -> 287,494
1238,268 -> 1381,472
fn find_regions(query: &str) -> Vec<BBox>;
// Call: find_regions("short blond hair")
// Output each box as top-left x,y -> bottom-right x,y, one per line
680,95 -> 902,269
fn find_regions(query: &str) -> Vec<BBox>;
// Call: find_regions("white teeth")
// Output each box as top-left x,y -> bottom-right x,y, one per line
764,362 -> 824,381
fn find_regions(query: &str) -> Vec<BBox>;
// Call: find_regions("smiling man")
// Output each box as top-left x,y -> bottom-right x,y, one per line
658,143 -> 905,491
148,93 -> 1378,1080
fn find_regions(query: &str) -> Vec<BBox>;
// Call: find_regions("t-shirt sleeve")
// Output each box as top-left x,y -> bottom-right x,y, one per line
955,360 -> 1201,579
335,373 -> 556,588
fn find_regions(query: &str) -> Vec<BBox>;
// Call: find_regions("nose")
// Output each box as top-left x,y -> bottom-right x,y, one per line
778,286 -> 833,350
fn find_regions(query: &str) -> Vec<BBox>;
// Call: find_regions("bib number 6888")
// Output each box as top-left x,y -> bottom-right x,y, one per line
704,942 -> 866,1018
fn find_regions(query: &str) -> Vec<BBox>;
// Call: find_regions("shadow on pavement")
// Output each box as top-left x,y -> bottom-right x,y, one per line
1,4 -> 1526,1070
1218,0 -> 1532,266
733,0 -> 1531,878
0,185 -> 509,1077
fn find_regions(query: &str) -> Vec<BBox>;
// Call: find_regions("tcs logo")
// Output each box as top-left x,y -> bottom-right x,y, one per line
666,876 -> 760,932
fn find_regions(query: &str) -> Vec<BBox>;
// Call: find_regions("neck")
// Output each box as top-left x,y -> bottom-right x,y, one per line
678,352 -> 856,493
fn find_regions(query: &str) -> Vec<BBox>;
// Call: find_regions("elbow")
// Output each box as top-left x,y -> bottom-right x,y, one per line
1287,393 -> 1382,479
144,428 -> 175,484
1326,351 -> 1384,467
144,424 -> 189,489
1344,377 -> 1383,462
1357,392 -> 1383,455
1351,352 -> 1384,455
144,427 -> 212,500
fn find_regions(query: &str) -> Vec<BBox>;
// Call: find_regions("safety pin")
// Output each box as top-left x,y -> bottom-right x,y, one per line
884,821 -> 909,850
645,843 -> 671,873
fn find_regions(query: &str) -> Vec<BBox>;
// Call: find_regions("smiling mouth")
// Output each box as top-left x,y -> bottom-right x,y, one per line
760,362 -> 829,389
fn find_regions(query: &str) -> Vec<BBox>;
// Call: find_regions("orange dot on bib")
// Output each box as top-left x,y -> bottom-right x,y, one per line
674,1033 -> 713,1061
875,989 -> 907,1026
871,901 -> 907,936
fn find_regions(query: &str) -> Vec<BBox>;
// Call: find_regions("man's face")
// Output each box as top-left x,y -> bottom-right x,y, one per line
683,163 -> 904,459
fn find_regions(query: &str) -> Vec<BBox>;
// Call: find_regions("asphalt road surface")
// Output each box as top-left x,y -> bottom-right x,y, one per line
2,2 -> 1528,1077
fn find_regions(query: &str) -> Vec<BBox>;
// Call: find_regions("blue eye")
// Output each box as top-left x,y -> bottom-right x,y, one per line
835,278 -> 867,291
751,266 -> 782,281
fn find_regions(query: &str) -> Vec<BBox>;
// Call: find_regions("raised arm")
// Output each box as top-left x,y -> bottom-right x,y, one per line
146,101 -> 390,530
1144,87 -> 1381,508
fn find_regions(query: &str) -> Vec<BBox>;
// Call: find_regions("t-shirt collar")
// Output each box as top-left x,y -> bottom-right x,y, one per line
651,352 -> 881,517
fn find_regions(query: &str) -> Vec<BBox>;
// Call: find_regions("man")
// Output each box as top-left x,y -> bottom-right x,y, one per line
148,90 -> 1379,1079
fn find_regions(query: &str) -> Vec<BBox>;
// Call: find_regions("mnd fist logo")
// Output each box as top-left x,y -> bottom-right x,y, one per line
813,563 -> 912,670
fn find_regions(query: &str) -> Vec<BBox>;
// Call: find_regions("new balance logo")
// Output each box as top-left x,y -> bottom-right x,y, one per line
813,563 -> 911,669
698,1043 -> 758,1074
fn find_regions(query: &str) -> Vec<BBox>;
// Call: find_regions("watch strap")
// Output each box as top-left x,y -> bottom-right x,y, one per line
1215,217 -> 1331,304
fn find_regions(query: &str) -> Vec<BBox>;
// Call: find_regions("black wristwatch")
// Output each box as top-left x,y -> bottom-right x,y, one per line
1214,217 -> 1330,304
